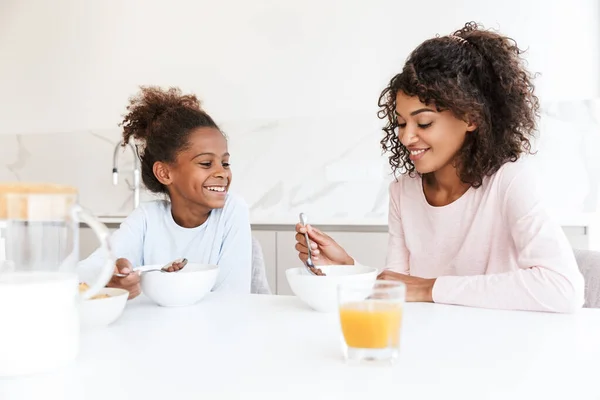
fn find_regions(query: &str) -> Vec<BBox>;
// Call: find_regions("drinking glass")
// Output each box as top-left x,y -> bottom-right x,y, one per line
337,280 -> 405,364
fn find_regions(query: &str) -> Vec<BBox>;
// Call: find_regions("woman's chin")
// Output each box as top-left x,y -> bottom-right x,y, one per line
413,164 -> 435,175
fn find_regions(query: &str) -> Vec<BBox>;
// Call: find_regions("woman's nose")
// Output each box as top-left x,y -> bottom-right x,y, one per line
399,125 -> 419,147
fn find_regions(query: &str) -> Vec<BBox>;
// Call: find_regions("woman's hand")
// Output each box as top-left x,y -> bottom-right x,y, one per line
377,270 -> 436,302
294,223 -> 354,266
106,258 -> 141,300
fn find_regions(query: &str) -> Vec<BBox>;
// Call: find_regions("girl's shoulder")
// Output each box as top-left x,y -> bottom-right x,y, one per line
222,192 -> 249,213
214,192 -> 250,225
135,199 -> 171,218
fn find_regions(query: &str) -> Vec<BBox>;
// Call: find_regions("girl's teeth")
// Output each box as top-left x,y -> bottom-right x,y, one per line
410,149 -> 427,155
207,187 -> 225,192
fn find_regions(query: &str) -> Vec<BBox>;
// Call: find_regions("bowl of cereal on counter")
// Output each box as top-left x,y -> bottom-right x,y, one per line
286,264 -> 378,312
78,283 -> 129,329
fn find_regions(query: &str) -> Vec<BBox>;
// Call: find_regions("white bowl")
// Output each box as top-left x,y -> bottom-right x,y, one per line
285,265 -> 378,312
139,263 -> 219,307
79,287 -> 129,329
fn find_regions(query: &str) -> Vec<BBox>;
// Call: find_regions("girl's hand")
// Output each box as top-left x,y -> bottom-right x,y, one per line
106,258 -> 141,300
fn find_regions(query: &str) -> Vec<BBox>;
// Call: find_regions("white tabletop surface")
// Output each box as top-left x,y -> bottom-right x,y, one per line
1,293 -> 600,400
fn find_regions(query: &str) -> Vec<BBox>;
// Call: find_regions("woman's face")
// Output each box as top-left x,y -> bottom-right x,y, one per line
395,91 -> 476,174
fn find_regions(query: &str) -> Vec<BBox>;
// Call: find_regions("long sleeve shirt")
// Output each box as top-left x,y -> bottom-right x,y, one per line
383,159 -> 585,313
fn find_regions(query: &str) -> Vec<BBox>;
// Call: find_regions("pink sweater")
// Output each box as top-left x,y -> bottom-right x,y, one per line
385,159 -> 585,313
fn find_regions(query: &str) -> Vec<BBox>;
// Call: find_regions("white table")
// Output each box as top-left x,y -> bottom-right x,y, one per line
2,294 -> 600,400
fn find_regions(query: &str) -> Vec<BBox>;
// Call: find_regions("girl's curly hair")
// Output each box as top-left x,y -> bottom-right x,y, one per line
120,86 -> 220,195
378,22 -> 539,187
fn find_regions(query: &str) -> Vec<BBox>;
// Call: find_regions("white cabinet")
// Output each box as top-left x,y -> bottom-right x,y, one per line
251,230 -> 277,294
275,230 -> 388,296
275,231 -> 295,296
562,226 -> 588,250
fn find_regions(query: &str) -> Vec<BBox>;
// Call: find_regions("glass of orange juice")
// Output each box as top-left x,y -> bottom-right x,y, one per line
337,280 -> 405,364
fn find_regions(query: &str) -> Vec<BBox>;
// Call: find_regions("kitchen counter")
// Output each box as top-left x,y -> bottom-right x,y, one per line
95,215 -> 392,231
2,294 -> 599,399
94,214 -> 394,227
95,212 -> 600,227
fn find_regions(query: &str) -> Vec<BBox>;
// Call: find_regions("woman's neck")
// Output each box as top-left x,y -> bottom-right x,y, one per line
423,164 -> 471,206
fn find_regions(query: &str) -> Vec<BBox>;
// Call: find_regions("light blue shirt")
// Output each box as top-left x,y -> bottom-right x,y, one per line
79,193 -> 252,293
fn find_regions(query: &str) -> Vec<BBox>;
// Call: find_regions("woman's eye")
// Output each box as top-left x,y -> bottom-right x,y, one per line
397,123 -> 407,128
222,162 -> 230,168
199,162 -> 211,167
418,123 -> 433,129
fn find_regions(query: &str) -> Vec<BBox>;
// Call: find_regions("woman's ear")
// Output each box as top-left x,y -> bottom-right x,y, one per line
466,119 -> 478,133
153,161 -> 173,186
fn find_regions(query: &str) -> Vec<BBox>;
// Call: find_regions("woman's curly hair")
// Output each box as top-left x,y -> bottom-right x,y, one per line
120,86 -> 220,195
378,22 -> 539,187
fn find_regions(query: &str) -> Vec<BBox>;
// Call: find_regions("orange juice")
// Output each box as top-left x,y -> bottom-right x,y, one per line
339,301 -> 403,349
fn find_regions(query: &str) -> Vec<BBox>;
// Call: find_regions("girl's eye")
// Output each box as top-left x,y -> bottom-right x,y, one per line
397,123 -> 407,128
199,162 -> 211,167
222,162 -> 230,168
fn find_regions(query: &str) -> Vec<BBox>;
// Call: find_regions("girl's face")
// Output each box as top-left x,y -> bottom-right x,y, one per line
395,91 -> 476,175
156,127 -> 232,211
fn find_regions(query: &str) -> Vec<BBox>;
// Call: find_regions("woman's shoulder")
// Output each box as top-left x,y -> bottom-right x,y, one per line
485,157 -> 538,191
388,172 -> 422,198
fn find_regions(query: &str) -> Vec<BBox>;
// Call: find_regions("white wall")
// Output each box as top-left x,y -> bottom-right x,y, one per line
0,0 -> 599,228
0,0 -> 598,135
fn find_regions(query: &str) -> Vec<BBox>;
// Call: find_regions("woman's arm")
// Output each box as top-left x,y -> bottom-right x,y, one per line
432,165 -> 585,313
385,181 -> 411,274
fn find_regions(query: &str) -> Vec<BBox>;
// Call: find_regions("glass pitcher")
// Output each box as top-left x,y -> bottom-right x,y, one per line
0,183 -> 115,376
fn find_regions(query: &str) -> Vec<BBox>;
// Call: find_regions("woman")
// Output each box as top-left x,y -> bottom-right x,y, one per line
80,86 -> 252,298
294,22 -> 584,313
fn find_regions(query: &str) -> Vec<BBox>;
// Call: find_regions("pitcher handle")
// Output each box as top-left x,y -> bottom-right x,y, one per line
75,205 -> 116,300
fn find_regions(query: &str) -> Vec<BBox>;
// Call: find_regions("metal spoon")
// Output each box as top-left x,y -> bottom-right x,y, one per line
299,213 -> 318,276
113,258 -> 188,278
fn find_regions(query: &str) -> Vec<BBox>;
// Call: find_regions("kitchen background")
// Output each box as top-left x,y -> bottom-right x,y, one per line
1,0 -> 600,292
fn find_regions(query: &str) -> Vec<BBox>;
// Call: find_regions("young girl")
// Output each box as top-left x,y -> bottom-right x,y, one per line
294,22 -> 585,313
81,87 -> 252,298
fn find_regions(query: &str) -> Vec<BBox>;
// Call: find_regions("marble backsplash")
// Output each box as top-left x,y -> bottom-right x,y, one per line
0,102 -> 599,226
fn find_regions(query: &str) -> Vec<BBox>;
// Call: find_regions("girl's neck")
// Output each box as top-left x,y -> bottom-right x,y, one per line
170,197 -> 211,228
